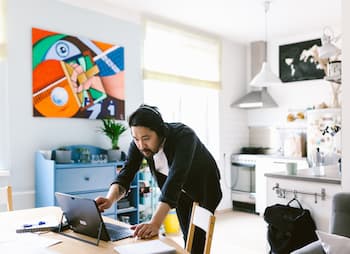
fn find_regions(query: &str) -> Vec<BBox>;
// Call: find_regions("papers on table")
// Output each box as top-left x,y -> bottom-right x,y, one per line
114,239 -> 176,254
0,232 -> 61,254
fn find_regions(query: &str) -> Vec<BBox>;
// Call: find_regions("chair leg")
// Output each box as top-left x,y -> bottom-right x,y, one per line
7,186 -> 14,211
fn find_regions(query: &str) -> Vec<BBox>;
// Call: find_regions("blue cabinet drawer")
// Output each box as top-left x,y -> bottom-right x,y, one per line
55,166 -> 115,193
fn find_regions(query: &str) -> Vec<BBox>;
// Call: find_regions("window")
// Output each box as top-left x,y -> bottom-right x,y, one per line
143,20 -> 221,158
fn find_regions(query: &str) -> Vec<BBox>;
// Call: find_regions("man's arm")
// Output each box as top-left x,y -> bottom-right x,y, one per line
95,183 -> 126,212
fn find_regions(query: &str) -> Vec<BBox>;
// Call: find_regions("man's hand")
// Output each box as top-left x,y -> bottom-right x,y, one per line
95,184 -> 126,212
130,222 -> 160,239
95,196 -> 113,213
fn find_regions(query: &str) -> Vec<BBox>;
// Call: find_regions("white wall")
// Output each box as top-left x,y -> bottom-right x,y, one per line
0,60 -> 9,170
3,0 -> 248,211
341,0 -> 350,191
6,0 -> 142,209
218,40 -> 249,210
247,31 -> 338,127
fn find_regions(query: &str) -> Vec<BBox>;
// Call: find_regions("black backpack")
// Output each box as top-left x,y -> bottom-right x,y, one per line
263,199 -> 318,254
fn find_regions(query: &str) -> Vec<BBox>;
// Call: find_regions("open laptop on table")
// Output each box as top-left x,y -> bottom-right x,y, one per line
55,192 -> 133,245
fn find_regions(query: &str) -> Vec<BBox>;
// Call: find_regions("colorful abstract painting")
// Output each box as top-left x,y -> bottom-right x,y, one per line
32,27 -> 125,119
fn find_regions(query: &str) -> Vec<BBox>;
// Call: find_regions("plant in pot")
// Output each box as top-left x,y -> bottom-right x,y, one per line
98,118 -> 127,162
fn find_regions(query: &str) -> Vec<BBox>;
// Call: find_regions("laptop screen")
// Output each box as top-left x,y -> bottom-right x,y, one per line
55,192 -> 110,241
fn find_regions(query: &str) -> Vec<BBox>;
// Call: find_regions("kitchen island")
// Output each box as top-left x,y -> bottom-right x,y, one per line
265,166 -> 341,184
264,165 -> 342,232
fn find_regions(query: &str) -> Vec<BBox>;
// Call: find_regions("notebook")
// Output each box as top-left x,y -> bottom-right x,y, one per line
114,239 -> 176,254
55,192 -> 133,242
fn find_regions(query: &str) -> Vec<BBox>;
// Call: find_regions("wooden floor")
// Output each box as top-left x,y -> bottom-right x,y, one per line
168,210 -> 268,253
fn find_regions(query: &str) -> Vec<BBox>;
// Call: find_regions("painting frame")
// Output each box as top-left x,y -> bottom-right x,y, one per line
279,38 -> 325,83
32,27 -> 125,120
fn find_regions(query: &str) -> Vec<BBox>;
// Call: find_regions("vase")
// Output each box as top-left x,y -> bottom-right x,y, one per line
107,149 -> 121,162
55,150 -> 72,163
330,82 -> 341,108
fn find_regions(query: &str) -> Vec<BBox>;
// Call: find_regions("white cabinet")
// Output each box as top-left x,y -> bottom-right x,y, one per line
255,156 -> 308,214
265,176 -> 341,232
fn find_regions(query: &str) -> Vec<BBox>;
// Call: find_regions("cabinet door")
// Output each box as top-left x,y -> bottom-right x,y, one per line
56,166 -> 115,193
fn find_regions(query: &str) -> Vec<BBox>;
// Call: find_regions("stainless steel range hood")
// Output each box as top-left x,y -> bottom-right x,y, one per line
231,87 -> 277,108
231,41 -> 278,109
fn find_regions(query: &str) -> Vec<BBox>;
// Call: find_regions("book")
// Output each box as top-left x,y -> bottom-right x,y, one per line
114,239 -> 176,254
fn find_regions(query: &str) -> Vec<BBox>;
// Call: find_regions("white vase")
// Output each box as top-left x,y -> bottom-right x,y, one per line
55,150 -> 72,163
107,149 -> 121,162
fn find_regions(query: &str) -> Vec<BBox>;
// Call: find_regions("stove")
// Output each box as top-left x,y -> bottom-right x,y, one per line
230,147 -> 271,214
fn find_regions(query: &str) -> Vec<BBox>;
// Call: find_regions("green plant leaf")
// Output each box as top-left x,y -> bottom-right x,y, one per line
98,118 -> 128,149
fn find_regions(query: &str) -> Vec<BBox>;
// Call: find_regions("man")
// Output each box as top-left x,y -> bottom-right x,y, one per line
96,104 -> 222,253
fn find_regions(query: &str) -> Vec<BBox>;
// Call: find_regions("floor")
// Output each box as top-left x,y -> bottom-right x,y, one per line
168,210 -> 269,253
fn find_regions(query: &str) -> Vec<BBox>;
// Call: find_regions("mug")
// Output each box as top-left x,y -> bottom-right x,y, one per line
286,162 -> 297,175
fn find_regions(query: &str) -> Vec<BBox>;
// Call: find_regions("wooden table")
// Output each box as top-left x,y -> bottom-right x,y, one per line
0,206 -> 186,254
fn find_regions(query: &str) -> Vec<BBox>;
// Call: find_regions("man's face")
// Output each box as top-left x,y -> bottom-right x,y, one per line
131,126 -> 162,158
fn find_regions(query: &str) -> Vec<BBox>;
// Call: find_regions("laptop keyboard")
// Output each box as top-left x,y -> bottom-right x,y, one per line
104,222 -> 133,241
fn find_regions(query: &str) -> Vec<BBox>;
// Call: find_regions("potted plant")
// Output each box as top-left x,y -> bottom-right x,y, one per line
98,118 -> 127,162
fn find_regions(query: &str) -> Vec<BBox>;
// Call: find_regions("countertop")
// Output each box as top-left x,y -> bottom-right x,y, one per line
264,166 -> 341,184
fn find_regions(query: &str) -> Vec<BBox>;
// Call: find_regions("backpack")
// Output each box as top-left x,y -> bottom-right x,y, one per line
263,199 -> 318,254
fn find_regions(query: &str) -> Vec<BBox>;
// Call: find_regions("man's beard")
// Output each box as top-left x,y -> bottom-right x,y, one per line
141,148 -> 156,158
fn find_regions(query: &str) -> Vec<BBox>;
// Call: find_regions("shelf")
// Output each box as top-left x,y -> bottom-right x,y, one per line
36,146 -> 140,224
117,206 -> 137,214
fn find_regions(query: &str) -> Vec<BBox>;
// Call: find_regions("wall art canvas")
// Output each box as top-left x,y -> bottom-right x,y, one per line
32,27 -> 125,119
279,39 -> 325,82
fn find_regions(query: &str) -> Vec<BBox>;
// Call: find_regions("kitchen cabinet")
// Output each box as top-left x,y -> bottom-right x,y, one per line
265,173 -> 341,232
255,156 -> 308,215
35,145 -> 139,224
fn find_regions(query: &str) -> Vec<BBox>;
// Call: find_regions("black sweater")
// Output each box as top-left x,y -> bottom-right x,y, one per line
113,122 -> 222,211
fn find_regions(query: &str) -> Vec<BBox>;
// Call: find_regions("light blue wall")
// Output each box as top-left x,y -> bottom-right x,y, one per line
6,0 -> 142,208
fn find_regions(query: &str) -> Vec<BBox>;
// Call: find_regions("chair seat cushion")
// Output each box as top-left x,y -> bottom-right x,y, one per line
316,230 -> 350,254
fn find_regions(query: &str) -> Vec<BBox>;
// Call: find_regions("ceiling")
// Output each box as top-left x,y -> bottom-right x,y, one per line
61,0 -> 341,43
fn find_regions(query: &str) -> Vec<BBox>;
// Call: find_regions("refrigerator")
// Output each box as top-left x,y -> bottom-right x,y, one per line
306,108 -> 341,166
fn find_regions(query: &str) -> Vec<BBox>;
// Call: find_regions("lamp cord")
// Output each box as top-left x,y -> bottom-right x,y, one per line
263,0 -> 271,61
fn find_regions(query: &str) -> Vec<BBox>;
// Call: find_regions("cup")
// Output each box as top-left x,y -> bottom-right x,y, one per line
120,216 -> 130,224
286,162 -> 297,175
91,154 -> 99,163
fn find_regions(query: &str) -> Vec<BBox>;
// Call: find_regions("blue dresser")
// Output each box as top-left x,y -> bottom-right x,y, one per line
35,145 -> 139,224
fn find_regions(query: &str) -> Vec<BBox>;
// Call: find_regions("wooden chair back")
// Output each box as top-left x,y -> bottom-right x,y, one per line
185,202 -> 216,254
0,186 -> 13,211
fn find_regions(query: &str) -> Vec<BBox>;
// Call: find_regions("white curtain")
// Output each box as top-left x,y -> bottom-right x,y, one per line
143,19 -> 220,158
0,0 -> 6,59
143,20 -> 221,89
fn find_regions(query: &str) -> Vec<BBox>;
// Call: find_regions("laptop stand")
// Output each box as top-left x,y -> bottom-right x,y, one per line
57,212 -> 104,246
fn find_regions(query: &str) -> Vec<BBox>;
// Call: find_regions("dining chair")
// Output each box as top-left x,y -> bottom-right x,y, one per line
185,202 -> 216,254
0,185 -> 14,211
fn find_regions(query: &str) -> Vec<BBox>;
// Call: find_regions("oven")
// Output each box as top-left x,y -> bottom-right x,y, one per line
231,154 -> 257,213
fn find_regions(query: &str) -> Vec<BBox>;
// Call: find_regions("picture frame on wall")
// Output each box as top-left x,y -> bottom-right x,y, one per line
279,38 -> 326,83
32,27 -> 125,120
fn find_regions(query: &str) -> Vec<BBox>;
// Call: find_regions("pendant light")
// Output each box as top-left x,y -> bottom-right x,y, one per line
250,0 -> 282,87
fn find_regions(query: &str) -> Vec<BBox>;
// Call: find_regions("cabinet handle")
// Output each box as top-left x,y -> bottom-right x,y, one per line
84,176 -> 90,181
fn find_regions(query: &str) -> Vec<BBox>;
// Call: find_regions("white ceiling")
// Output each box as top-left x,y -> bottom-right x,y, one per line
61,0 -> 341,43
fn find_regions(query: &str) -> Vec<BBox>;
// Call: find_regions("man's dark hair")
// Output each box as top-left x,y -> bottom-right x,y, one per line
128,104 -> 166,137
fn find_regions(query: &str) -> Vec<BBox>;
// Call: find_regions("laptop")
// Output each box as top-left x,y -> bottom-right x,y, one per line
55,192 -> 133,242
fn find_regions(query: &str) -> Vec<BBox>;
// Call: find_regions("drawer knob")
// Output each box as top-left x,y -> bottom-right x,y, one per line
84,176 -> 90,181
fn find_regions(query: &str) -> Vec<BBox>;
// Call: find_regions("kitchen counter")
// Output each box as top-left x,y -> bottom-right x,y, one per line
264,166 -> 341,184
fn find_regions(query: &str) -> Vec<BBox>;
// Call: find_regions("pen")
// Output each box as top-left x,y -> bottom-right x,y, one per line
23,221 -> 46,228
